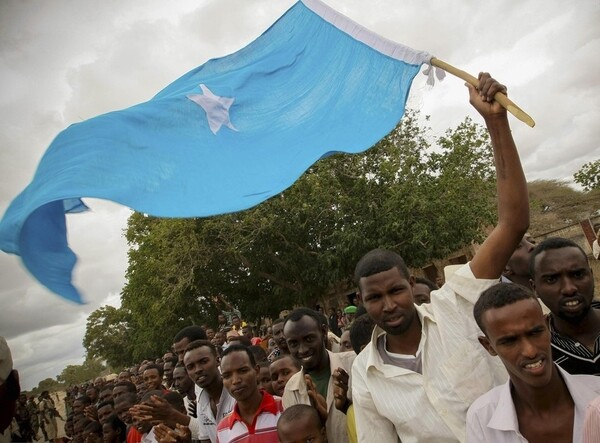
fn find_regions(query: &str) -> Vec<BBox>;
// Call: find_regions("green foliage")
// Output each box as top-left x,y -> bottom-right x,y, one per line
574,159 -> 600,192
30,378 -> 63,396
83,306 -> 132,369
84,111 -> 498,362
56,359 -> 105,386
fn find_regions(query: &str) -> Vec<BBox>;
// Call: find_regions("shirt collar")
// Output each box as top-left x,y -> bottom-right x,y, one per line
487,380 -> 519,432
226,391 -> 278,430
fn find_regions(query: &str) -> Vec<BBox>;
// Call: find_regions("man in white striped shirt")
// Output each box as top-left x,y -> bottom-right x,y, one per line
351,73 -> 529,443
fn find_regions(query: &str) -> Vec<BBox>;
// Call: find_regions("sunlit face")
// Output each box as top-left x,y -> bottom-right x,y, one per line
359,267 -> 417,336
479,298 -> 553,390
221,351 -> 260,402
532,247 -> 594,324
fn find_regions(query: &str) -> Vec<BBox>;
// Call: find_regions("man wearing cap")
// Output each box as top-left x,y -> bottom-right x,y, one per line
1,336 -> 18,443
344,306 -> 358,326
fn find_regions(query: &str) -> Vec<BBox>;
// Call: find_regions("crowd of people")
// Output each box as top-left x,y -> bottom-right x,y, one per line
2,74 -> 600,443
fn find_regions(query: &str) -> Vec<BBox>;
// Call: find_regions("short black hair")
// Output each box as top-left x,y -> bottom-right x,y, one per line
221,344 -> 256,367
529,237 -> 588,277
278,404 -> 324,430
415,277 -> 439,291
283,307 -> 324,332
473,283 -> 538,334
270,354 -> 302,370
184,339 -> 217,357
354,248 -> 410,286
143,363 -> 163,378
349,314 -> 375,354
173,325 -> 207,343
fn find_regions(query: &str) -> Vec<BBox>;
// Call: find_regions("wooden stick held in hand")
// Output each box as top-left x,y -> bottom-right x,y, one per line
431,57 -> 535,128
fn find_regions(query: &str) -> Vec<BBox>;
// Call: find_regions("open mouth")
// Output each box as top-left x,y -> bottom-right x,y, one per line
562,299 -> 582,310
522,358 -> 546,375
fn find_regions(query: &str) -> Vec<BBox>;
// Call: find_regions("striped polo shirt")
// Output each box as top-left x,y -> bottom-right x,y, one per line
216,392 -> 283,443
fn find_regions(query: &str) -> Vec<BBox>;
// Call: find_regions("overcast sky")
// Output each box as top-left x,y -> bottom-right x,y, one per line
1,0 -> 598,390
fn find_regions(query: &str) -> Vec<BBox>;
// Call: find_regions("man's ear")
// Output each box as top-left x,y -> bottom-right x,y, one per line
529,278 -> 536,292
478,336 -> 497,357
356,291 -> 362,304
408,275 -> 416,288
502,265 -> 514,277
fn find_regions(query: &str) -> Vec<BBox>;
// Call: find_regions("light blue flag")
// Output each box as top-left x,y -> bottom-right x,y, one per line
0,0 -> 435,303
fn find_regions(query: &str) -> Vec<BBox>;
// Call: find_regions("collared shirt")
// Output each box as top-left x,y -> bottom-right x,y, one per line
583,395 -> 600,443
352,263 -> 508,443
188,384 -> 235,443
283,350 -> 356,443
216,392 -> 283,443
467,365 -> 600,442
547,301 -> 600,375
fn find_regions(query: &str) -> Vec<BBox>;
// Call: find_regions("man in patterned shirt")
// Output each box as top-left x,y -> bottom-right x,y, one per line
530,237 -> 600,375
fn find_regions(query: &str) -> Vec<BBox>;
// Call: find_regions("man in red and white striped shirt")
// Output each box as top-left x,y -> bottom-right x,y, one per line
217,345 -> 283,443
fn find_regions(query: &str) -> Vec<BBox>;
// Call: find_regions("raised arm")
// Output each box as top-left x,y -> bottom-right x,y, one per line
468,73 -> 529,279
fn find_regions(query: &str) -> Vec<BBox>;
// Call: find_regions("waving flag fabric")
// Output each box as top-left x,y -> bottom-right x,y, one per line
0,0 -> 433,303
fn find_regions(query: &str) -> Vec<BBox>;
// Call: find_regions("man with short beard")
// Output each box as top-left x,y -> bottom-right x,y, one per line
530,237 -> 600,375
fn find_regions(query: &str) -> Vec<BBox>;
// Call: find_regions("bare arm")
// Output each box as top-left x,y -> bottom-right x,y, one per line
468,73 -> 529,279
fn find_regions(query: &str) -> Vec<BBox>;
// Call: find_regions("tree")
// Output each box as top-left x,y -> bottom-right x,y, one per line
83,305 -> 132,369
574,159 -> 600,191
85,111 -> 499,362
56,359 -> 105,386
30,378 -> 63,396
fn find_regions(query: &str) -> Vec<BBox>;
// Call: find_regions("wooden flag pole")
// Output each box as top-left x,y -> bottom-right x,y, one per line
431,58 -> 535,128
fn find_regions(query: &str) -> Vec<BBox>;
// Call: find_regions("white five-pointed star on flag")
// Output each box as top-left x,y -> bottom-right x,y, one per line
187,84 -> 238,135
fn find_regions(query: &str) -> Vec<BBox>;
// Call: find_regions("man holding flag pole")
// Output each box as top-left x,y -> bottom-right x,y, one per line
351,71 -> 529,442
